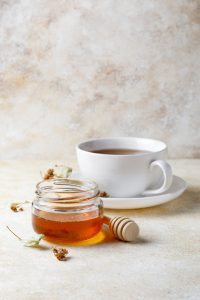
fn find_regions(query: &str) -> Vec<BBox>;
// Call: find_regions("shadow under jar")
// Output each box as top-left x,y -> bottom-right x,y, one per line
32,178 -> 103,242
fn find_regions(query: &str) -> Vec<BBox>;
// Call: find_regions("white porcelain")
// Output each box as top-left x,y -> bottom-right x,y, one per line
101,175 -> 186,209
76,137 -> 173,197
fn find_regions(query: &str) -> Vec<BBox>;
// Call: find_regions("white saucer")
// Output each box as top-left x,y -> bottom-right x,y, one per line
101,175 -> 186,209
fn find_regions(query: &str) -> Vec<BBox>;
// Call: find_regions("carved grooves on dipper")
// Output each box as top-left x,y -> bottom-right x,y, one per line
109,216 -> 139,242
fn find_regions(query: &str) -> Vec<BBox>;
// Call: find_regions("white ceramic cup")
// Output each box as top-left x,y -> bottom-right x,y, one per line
76,137 -> 173,197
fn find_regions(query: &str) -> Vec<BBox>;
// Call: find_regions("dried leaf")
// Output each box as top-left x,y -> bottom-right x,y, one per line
54,165 -> 72,179
23,235 -> 44,247
52,247 -> 69,261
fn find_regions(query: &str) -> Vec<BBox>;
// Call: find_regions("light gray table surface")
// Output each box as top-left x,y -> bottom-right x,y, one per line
0,159 -> 199,300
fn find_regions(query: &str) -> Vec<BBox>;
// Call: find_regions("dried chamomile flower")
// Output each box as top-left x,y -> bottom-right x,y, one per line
52,247 -> 69,261
42,168 -> 54,180
10,201 -> 30,212
10,203 -> 23,212
6,226 -> 44,248
99,191 -> 109,197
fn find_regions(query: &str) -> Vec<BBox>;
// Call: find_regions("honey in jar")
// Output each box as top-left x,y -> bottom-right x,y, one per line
32,178 -> 103,242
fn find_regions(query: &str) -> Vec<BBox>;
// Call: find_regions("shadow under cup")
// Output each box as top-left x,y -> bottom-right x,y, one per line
76,137 -> 170,197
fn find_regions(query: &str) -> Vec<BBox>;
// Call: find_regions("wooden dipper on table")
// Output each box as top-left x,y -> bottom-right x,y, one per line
103,216 -> 139,242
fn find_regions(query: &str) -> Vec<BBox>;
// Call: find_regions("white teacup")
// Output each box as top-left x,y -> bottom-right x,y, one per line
76,137 -> 173,197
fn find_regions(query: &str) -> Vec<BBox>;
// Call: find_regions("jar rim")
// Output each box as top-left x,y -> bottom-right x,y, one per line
36,178 -> 99,203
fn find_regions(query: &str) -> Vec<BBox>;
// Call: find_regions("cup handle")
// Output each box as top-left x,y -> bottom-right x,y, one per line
142,160 -> 173,196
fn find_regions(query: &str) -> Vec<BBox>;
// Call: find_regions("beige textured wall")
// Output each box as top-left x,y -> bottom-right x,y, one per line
0,0 -> 199,159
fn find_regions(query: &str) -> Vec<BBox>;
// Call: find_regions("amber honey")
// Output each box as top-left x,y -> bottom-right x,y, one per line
32,209 -> 103,242
32,178 -> 103,243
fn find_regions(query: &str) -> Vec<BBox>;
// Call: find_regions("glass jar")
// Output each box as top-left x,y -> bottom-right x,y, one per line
32,178 -> 103,242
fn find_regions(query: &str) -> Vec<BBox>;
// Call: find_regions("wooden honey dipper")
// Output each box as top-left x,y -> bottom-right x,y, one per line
103,215 -> 139,242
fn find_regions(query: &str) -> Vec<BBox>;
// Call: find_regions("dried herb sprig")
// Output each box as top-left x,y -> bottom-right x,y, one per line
42,165 -> 72,180
52,247 -> 69,261
6,226 -> 44,247
10,201 -> 30,212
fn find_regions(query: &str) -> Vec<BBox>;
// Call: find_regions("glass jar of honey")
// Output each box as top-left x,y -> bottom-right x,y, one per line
32,178 -> 103,242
